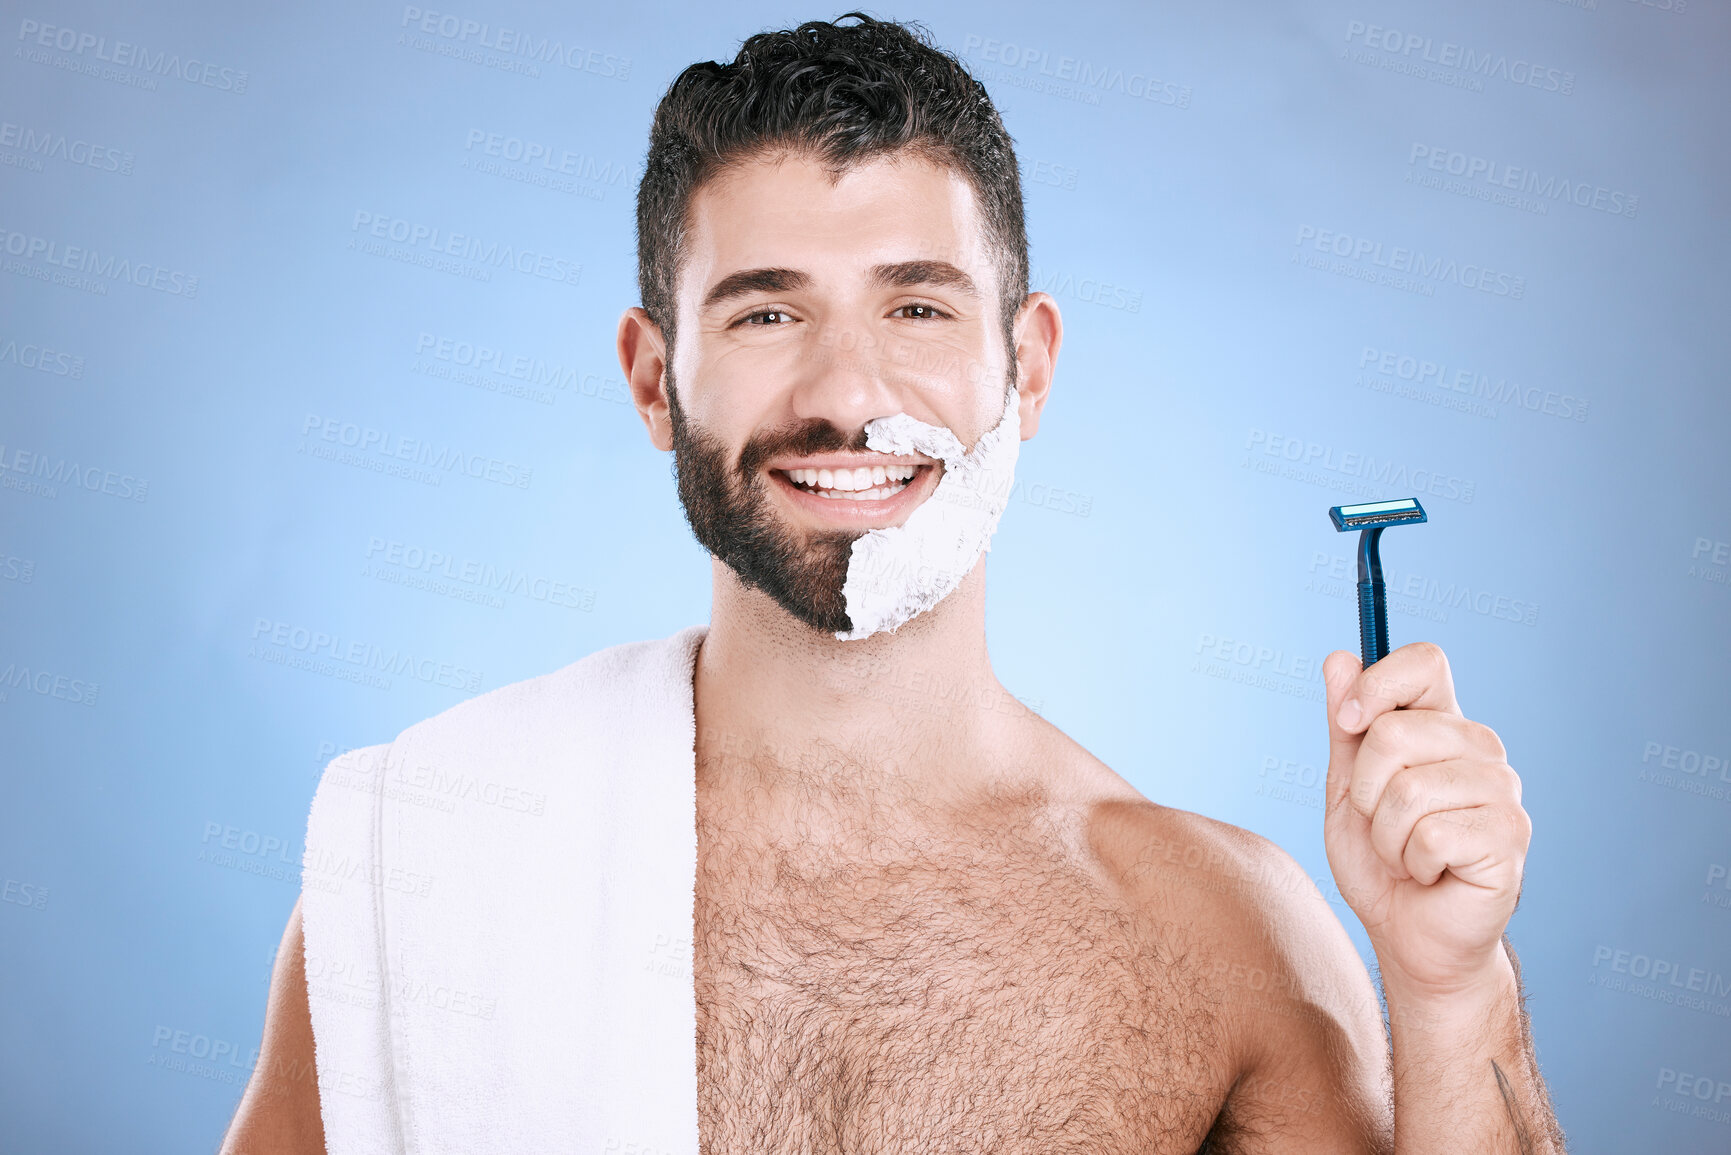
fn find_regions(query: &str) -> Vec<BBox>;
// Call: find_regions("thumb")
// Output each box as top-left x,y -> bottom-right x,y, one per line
1323,649 -> 1364,813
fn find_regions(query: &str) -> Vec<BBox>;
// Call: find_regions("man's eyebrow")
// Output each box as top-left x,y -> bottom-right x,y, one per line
700,267 -> 811,311
869,259 -> 980,299
699,260 -> 981,312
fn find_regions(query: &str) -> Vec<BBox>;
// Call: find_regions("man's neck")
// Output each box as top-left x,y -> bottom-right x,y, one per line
694,557 -> 1022,804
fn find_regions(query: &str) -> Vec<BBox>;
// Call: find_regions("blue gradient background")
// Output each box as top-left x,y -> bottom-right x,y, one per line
2,1 -> 1728,1150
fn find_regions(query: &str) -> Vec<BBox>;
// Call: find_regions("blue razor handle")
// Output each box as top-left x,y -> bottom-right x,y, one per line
1329,499 -> 1428,668
1356,528 -> 1390,666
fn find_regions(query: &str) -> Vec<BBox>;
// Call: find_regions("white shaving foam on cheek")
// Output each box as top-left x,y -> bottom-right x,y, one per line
835,387 -> 1021,641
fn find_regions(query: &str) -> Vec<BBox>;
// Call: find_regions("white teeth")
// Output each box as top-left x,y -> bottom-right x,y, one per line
815,484 -> 902,501
784,463 -> 919,498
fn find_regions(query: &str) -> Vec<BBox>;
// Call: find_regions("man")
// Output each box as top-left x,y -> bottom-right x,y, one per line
225,14 -> 1564,1153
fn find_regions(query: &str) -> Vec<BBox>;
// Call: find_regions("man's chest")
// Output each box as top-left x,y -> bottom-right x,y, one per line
692,838 -> 1232,1154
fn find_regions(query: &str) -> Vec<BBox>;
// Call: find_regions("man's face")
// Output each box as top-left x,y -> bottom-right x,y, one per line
664,150 -> 1016,634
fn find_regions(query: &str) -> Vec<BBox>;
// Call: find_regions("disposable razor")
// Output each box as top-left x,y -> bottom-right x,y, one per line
1328,498 -> 1428,668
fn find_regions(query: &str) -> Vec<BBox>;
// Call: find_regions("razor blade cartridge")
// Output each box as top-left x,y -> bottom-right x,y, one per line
1329,498 -> 1427,532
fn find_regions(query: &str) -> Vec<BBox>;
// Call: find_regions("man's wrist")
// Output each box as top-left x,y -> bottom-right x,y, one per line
1375,942 -> 1520,1037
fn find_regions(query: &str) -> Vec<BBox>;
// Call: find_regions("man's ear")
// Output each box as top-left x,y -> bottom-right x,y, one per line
1011,292 -> 1062,439
618,307 -> 673,451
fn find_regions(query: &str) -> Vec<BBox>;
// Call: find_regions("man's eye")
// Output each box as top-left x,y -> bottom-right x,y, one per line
742,310 -> 789,325
895,303 -> 947,320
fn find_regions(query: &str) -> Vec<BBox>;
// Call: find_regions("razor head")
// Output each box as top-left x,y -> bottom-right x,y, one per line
1329,497 -> 1427,532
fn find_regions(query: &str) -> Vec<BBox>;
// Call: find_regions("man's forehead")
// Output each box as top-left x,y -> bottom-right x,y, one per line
680,150 -> 994,305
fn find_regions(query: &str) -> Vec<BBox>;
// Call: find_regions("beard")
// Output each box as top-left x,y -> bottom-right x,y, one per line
665,364 -> 866,634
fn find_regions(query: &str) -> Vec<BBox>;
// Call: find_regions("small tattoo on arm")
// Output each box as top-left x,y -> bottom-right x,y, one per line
1493,1059 -> 1535,1155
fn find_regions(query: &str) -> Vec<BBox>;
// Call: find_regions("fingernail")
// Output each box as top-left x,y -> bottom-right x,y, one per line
1336,698 -> 1362,729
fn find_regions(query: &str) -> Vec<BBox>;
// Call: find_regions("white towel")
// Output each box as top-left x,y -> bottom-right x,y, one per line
300,624 -> 708,1155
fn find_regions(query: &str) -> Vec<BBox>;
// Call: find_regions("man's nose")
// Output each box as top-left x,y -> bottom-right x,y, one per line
786,322 -> 909,430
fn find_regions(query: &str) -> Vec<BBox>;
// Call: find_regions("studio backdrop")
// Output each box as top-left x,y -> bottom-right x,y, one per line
2,1 -> 1727,1151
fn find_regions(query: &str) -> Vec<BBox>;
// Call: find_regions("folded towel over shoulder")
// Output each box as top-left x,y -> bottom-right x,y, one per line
300,625 -> 708,1154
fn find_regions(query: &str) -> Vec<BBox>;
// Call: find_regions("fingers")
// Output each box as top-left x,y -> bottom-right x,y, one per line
1401,805 -> 1531,888
1323,650 -> 1365,810
1348,711 -> 1509,820
1334,641 -> 1461,735
1361,759 -> 1528,883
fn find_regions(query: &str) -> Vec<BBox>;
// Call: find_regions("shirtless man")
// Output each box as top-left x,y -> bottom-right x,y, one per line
225,14 -> 1564,1153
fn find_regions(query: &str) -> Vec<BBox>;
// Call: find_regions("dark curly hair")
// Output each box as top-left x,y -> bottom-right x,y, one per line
635,11 -> 1028,356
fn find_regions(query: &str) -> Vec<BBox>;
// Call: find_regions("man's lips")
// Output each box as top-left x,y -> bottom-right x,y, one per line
765,458 -> 940,523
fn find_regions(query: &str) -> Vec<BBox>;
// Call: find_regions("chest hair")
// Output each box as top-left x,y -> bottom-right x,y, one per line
694,798 -> 1228,1154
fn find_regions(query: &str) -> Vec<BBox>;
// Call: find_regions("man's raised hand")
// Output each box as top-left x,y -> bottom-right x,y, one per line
1321,642 -> 1532,1000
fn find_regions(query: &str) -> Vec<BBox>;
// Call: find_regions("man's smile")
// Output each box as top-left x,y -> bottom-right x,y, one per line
764,457 -> 942,526
785,462 -> 917,499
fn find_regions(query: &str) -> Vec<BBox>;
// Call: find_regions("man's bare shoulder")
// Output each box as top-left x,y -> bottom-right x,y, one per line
1028,725 -> 1393,1147
1084,799 -> 1372,1006
1086,797 -> 1323,938
1028,721 -> 1367,996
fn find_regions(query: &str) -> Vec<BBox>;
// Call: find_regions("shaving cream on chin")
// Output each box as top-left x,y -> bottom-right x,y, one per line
835,388 -> 1021,641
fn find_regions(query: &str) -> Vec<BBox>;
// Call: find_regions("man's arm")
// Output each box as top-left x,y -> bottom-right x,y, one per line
220,894 -> 327,1155
1379,936 -> 1563,1154
1151,816 -> 1556,1154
